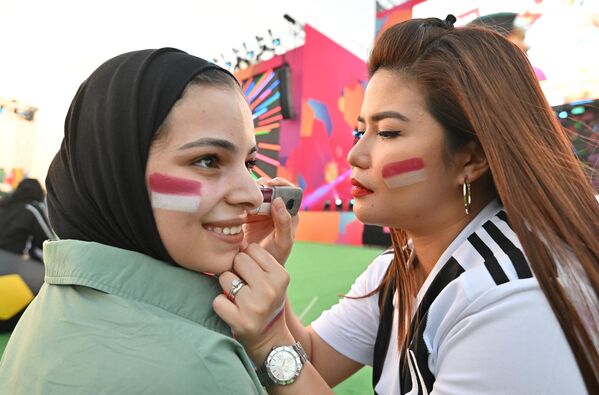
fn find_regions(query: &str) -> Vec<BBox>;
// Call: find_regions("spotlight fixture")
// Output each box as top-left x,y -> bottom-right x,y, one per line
269,29 -> 281,47
232,47 -> 250,71
216,27 -> 284,71
283,14 -> 303,28
243,42 -> 255,61
255,31 -> 277,62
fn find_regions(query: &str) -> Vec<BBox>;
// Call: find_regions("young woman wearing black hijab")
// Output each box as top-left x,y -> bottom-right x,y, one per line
0,48 -> 295,394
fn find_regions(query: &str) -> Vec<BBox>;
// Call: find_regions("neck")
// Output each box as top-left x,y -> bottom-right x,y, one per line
409,196 -> 495,279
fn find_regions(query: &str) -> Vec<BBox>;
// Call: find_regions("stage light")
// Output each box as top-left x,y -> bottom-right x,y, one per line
268,29 -> 281,47
558,111 -> 568,119
283,14 -> 297,25
571,106 -> 585,115
243,42 -> 255,61
335,198 -> 343,211
348,199 -> 355,211
323,200 -> 331,211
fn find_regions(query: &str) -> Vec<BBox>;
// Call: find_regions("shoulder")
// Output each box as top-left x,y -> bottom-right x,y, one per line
3,286 -> 261,393
423,209 -> 543,348
351,248 -> 394,294
166,324 -> 262,393
442,209 -> 534,303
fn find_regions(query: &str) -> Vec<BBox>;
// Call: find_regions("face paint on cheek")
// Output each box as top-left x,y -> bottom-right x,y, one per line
148,173 -> 202,213
382,158 -> 427,189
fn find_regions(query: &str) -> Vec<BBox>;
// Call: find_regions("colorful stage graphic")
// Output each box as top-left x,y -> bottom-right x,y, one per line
241,66 -> 291,179
236,25 -> 370,245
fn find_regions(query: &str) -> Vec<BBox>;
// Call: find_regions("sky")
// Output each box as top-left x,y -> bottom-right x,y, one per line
0,0 -> 376,179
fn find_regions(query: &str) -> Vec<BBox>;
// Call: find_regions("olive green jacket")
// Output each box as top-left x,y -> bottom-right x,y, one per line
0,240 -> 263,394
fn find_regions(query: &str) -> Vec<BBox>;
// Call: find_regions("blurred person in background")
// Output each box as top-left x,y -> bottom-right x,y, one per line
469,11 -> 546,80
469,12 -> 529,52
0,178 -> 53,262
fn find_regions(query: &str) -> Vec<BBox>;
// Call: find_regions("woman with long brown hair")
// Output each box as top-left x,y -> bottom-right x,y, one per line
212,15 -> 599,394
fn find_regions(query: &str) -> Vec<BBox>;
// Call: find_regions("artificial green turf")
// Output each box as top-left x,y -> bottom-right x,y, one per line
0,241 -> 386,394
0,333 -> 9,356
286,241 -> 385,394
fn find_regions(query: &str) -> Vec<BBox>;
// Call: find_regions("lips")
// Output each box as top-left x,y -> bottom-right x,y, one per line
350,178 -> 373,197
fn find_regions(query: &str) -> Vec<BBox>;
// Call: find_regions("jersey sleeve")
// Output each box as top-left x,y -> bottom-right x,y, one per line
311,252 -> 393,366
430,278 -> 586,395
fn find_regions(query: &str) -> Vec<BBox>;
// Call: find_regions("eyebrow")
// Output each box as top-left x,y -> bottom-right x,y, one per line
178,137 -> 258,155
357,110 -> 410,123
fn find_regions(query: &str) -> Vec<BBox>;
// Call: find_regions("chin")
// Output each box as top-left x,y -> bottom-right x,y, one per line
357,213 -> 395,230
205,252 -> 238,274
353,206 -> 379,224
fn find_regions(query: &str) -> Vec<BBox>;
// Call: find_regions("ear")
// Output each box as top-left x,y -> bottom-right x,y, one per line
455,140 -> 489,184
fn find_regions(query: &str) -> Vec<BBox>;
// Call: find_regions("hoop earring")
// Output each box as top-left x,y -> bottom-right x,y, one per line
463,176 -> 471,215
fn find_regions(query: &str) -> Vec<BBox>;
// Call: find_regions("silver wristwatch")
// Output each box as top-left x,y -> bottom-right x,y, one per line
256,341 -> 308,387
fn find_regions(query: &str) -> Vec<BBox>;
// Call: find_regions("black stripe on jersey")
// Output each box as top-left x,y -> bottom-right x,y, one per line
373,258 -> 396,393
408,350 -> 423,394
413,257 -> 465,320
468,233 -> 509,285
382,248 -> 395,256
412,312 -> 435,393
398,257 -> 465,395
373,273 -> 396,393
496,210 -> 512,230
482,221 -> 533,279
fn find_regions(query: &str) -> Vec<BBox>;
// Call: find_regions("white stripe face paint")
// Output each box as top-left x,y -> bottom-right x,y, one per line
151,192 -> 201,213
382,158 -> 427,189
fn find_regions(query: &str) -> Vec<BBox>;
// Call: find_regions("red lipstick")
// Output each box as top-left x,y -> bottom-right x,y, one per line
350,178 -> 373,197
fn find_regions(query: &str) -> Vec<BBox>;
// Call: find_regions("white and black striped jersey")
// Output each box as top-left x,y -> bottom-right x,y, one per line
311,200 -> 586,394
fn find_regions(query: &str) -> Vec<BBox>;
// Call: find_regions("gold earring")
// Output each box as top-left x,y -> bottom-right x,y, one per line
463,176 -> 471,215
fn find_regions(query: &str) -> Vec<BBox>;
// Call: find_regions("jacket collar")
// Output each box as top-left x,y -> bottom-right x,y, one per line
43,239 -> 230,335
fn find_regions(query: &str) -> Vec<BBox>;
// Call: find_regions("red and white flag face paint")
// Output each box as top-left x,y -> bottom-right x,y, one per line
149,173 -> 202,213
382,158 -> 427,189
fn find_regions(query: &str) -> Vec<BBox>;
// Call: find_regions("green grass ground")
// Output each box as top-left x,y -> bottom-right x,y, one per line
0,333 -> 9,356
0,241 -> 385,394
286,242 -> 384,394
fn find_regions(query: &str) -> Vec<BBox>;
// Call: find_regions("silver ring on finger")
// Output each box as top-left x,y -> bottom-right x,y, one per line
229,278 -> 247,300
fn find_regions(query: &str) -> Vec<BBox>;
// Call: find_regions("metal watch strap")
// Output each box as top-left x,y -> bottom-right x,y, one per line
256,341 -> 307,387
293,341 -> 308,365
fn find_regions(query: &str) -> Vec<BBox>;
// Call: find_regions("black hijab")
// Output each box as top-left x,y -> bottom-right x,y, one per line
46,48 -> 234,262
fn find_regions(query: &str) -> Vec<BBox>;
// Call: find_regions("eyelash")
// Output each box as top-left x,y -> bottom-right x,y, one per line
193,155 -> 257,173
377,131 -> 402,138
245,159 -> 257,172
193,155 -> 219,169
352,130 -> 402,144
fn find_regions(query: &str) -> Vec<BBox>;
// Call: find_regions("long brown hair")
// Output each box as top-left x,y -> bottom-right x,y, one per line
368,17 -> 599,391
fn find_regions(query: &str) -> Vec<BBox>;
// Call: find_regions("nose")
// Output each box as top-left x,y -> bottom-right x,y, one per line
226,167 -> 263,211
347,135 -> 370,170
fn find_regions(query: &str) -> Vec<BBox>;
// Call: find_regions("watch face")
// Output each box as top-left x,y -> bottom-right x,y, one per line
267,347 -> 301,384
